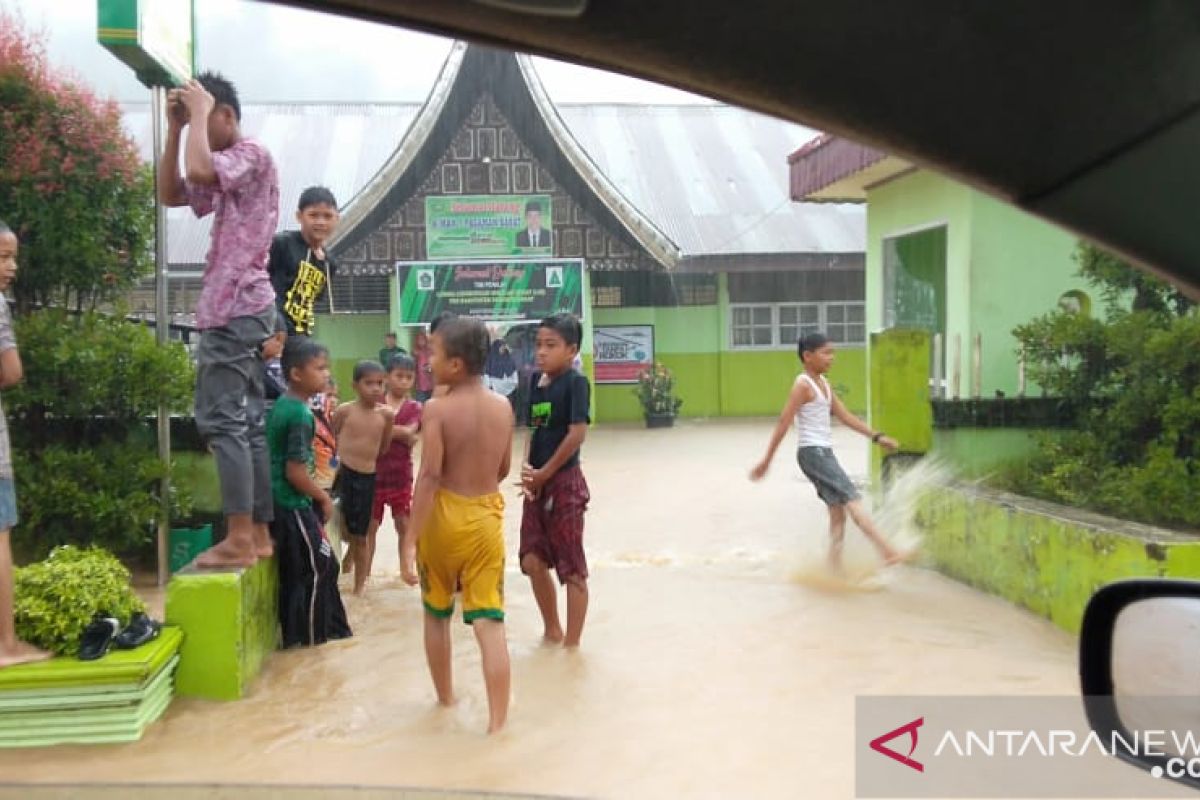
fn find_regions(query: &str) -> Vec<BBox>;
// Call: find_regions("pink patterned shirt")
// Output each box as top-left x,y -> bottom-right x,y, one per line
185,138 -> 279,329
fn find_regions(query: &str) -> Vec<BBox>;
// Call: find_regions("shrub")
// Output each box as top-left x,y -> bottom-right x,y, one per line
14,546 -> 146,657
634,362 -> 683,416
6,309 -> 195,561
13,443 -> 191,562
0,12 -> 153,313
1008,242 -> 1200,528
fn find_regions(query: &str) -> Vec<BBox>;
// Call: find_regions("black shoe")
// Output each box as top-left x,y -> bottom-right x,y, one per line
78,615 -> 120,661
114,613 -> 162,650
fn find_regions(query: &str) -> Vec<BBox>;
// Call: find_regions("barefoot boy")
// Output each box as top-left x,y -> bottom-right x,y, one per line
268,337 -> 352,647
519,314 -> 592,648
401,317 -> 513,734
158,71 -> 278,567
333,361 -> 394,595
750,332 -> 910,570
0,221 -> 48,668
370,355 -> 422,574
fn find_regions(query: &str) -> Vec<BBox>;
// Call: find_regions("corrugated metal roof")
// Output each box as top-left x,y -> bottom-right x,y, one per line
121,99 -> 861,267
120,102 -> 421,266
554,104 -> 864,257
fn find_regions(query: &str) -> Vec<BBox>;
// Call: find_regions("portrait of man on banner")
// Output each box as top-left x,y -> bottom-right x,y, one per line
515,199 -> 552,252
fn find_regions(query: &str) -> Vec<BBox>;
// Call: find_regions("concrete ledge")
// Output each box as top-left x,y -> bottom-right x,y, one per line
917,484 -> 1200,634
164,558 -> 279,700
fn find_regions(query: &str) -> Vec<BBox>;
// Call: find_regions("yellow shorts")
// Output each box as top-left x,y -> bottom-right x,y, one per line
417,489 -> 506,624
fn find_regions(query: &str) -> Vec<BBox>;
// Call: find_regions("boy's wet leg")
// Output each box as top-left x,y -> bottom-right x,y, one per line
522,553 -> 563,643
563,575 -> 588,648
828,505 -> 847,573
845,499 -> 909,564
473,618 -> 510,733
423,611 -> 456,707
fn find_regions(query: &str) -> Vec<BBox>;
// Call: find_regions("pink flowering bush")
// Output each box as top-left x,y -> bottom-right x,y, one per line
0,12 -> 153,312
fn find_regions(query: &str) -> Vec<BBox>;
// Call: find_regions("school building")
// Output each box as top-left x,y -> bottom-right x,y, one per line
124,43 -> 868,421
788,136 -> 1086,399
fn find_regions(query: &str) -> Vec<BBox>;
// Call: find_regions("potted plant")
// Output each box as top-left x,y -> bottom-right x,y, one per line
635,362 -> 683,428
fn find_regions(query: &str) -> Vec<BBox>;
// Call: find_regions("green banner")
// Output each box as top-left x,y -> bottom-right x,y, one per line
425,194 -> 554,259
396,259 -> 583,324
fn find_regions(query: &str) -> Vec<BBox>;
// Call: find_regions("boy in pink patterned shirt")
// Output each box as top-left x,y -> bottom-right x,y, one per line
158,72 -> 279,568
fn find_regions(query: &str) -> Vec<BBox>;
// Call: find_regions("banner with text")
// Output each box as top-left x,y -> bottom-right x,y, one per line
395,259 -> 583,324
594,325 -> 654,384
425,194 -> 554,259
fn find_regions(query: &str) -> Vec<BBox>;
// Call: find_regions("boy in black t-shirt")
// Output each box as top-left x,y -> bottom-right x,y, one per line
269,186 -> 339,337
519,313 -> 592,647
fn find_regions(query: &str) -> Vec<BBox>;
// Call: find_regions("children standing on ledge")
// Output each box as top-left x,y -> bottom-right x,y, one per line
157,71 -> 278,567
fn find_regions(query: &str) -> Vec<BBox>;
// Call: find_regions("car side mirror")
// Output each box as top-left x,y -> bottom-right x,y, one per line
1081,578 -> 1200,790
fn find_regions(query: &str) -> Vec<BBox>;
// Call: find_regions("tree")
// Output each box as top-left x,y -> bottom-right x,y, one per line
0,11 -> 153,313
1011,242 -> 1200,527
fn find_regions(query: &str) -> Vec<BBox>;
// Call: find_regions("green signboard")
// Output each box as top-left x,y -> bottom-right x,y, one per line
425,194 -> 554,259
98,0 -> 195,88
396,259 -> 583,324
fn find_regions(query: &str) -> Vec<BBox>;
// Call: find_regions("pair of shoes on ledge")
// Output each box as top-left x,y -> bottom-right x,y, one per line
78,613 -> 162,661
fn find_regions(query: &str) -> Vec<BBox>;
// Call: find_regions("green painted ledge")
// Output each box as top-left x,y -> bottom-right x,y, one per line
917,484 -> 1200,634
164,558 -> 279,701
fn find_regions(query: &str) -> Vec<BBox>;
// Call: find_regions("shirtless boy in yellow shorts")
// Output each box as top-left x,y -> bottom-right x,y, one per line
401,317 -> 513,734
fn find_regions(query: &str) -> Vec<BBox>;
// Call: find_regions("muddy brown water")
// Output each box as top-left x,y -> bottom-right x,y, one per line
1,421 -> 1083,798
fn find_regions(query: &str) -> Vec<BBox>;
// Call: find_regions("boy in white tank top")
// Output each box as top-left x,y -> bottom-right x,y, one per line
750,333 -> 914,571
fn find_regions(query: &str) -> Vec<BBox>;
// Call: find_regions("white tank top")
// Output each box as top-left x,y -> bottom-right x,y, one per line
794,373 -> 833,448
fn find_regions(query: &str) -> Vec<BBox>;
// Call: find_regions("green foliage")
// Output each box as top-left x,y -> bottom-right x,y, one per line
1008,242 -> 1200,527
6,310 -> 195,560
13,546 -> 146,657
8,308 -> 194,428
634,362 -> 684,416
13,443 -> 191,561
0,12 -> 153,312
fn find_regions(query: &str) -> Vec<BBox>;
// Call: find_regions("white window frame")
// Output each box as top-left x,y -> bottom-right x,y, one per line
728,302 -> 866,350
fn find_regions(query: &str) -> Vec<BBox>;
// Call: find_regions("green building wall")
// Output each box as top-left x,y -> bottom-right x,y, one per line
864,170 -> 1081,409
968,193 -> 1080,396
316,272 -> 869,424
591,283 -> 866,423
313,312 -> 390,394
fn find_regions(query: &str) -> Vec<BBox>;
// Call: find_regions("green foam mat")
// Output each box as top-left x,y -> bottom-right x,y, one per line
0,627 -> 182,692
0,660 -> 176,748
0,656 -> 177,715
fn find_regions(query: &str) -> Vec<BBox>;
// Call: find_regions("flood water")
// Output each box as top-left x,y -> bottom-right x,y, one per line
1,420 -> 1083,798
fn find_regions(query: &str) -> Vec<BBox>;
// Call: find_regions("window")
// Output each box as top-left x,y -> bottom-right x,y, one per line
589,271 -> 718,308
883,225 -> 946,334
729,302 -> 866,349
592,285 -> 622,308
824,302 -> 866,346
731,305 -> 774,346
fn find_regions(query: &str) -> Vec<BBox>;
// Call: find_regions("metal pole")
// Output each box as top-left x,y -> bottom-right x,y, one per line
151,86 -> 171,587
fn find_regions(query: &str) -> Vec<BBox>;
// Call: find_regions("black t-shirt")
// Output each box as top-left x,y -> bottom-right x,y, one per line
268,231 -> 338,336
528,369 -> 591,470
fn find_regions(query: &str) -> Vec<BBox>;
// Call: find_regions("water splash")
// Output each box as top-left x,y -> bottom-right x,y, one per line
789,454 -> 955,593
